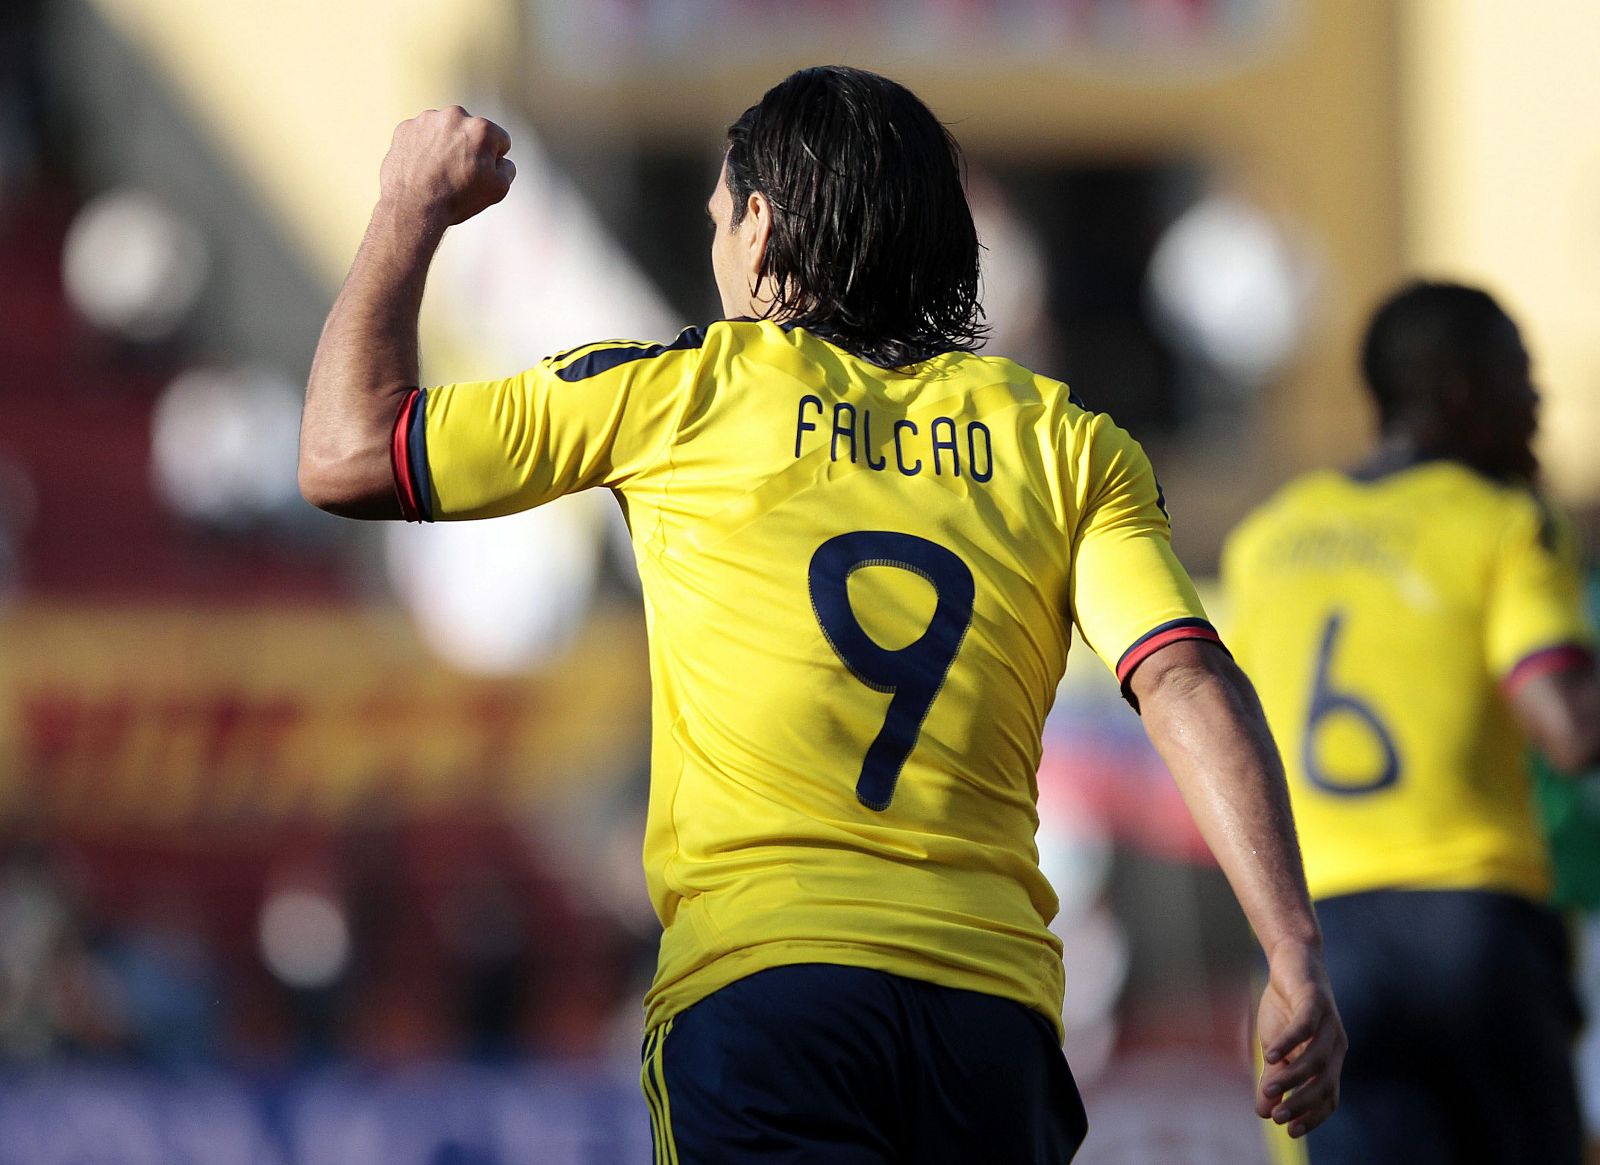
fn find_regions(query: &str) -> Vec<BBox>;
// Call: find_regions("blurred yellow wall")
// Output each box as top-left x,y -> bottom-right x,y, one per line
1403,0 -> 1600,504
89,0 -> 524,374
91,0 -> 519,278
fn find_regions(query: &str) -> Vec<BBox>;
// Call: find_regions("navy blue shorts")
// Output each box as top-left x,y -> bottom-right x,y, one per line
640,963 -> 1086,1164
1304,889 -> 1582,1165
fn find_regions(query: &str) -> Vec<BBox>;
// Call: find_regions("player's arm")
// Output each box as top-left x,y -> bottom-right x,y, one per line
1487,497 -> 1600,773
298,108 -> 514,518
1509,665 -> 1600,774
1129,640 -> 1345,1139
1067,411 -> 1343,1138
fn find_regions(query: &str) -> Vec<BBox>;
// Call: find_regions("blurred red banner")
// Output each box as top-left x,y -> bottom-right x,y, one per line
0,603 -> 650,832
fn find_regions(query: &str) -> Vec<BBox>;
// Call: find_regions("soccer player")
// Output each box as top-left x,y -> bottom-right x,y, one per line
299,67 -> 1343,1162
1223,281 -> 1600,1165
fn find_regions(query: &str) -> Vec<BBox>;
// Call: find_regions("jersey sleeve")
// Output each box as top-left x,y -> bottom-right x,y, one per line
1486,491 -> 1595,692
1066,412 -> 1222,703
392,329 -> 705,521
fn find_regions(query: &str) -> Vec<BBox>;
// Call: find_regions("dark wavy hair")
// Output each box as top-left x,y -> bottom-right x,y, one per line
724,66 -> 986,367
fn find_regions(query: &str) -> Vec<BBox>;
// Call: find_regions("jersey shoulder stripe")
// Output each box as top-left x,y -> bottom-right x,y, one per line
552,326 -> 707,383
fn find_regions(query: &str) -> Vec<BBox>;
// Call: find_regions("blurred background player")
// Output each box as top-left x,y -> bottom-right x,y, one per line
1223,280 -> 1600,1165
300,67 -> 1343,1162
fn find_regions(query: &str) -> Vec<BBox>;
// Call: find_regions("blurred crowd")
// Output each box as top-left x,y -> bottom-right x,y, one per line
0,817 -> 657,1069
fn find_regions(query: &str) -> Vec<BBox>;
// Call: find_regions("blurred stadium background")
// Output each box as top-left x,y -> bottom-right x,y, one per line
1,1 -> 1598,1161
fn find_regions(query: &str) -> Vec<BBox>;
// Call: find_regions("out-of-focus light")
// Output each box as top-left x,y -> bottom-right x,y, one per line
385,493 -> 605,675
1059,905 -> 1129,1024
1146,193 -> 1317,393
1057,906 -> 1128,1085
258,889 -> 349,991
1038,813 -> 1115,925
1037,770 -> 1115,920
972,177 -> 1050,367
430,114 -> 679,372
150,364 -> 303,529
62,189 -> 209,343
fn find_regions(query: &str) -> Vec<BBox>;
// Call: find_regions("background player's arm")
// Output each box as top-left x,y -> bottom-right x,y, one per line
1129,639 -> 1346,1139
1510,667 -> 1600,773
298,108 -> 514,518
1485,497 -> 1600,773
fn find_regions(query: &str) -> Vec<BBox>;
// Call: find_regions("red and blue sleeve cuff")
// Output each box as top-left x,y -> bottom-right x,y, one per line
390,388 -> 433,523
1115,617 -> 1227,708
1503,643 -> 1595,695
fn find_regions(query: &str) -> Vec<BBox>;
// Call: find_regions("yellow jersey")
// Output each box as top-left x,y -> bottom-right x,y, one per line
1222,459 -> 1593,903
396,319 -> 1217,1034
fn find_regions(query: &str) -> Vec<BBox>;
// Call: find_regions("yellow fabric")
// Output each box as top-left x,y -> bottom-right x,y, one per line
420,319 -> 1212,1035
1222,461 -> 1591,902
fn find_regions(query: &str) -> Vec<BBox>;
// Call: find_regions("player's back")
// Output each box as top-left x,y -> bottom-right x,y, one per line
1223,461 -> 1579,902
618,320 -> 1204,1030
408,317 -> 1213,1034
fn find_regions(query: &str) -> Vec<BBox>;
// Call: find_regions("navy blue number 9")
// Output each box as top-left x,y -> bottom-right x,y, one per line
1302,612 -> 1400,795
809,531 -> 975,811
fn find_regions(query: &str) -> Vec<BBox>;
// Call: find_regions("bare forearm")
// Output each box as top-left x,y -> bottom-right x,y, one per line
299,200 -> 446,518
1133,643 -> 1320,954
1131,640 -> 1344,1133
1513,667 -> 1600,775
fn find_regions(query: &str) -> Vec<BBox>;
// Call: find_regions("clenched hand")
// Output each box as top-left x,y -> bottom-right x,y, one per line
379,106 -> 515,226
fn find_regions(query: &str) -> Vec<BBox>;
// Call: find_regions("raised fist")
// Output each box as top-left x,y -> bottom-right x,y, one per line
379,107 -> 515,226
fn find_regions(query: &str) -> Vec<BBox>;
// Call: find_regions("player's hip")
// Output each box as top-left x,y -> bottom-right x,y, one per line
642,963 -> 1086,1165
